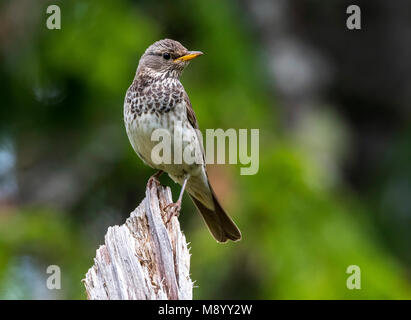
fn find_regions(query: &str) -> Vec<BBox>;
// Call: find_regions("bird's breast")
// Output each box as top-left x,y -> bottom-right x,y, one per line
124,79 -> 203,177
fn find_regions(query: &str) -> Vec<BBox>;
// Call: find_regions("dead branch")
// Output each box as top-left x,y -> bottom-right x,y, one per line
83,182 -> 192,300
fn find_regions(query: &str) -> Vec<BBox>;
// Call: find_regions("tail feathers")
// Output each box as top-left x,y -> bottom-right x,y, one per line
189,192 -> 241,243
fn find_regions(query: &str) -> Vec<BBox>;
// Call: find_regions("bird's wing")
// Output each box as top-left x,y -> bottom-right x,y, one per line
183,90 -> 206,161
182,91 -> 241,242
183,90 -> 199,130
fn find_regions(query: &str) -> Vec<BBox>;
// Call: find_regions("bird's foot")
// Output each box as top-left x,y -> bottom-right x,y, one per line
164,200 -> 181,223
147,176 -> 160,189
147,171 -> 163,189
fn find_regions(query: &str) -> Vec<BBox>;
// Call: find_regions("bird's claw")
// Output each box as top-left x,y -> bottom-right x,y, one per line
147,176 -> 161,189
164,200 -> 181,223
147,170 -> 163,190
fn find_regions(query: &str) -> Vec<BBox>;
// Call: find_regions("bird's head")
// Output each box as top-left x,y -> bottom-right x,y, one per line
137,39 -> 203,79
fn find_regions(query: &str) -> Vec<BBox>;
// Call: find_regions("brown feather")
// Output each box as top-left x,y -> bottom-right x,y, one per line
189,191 -> 242,243
184,92 -> 241,242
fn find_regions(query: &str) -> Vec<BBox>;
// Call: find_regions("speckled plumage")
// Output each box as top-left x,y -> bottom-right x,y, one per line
123,39 -> 241,243
124,73 -> 184,120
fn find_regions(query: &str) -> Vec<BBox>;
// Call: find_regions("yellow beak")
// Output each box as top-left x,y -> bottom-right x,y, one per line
174,51 -> 203,62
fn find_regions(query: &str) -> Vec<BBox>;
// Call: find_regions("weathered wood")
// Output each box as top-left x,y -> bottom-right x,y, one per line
83,182 -> 193,300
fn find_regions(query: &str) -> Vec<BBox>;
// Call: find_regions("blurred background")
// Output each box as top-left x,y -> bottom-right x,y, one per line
1,0 -> 411,299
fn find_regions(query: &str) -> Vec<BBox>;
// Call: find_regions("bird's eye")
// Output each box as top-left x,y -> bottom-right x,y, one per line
163,52 -> 171,60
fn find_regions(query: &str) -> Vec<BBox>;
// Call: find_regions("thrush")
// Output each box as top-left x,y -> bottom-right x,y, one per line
123,39 -> 241,243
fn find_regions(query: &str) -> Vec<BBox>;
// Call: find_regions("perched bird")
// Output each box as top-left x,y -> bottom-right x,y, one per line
123,39 -> 241,242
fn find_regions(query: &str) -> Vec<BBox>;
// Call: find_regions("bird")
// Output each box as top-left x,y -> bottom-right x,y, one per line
123,39 -> 241,243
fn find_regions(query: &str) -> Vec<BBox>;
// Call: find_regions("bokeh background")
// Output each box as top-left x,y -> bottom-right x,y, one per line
1,0 -> 411,299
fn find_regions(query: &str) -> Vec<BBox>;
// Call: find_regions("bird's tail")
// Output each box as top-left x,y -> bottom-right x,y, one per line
189,185 -> 241,243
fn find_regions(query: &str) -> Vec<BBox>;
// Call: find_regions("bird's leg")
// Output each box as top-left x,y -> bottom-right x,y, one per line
147,170 -> 163,189
165,174 -> 190,223
177,174 -> 189,203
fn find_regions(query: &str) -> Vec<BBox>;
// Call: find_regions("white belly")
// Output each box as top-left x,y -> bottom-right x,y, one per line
125,103 -> 204,180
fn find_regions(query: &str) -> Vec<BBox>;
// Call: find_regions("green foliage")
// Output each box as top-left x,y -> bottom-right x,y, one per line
0,209 -> 92,299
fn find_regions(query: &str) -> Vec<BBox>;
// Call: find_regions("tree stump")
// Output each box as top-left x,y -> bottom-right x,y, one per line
83,181 -> 193,300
